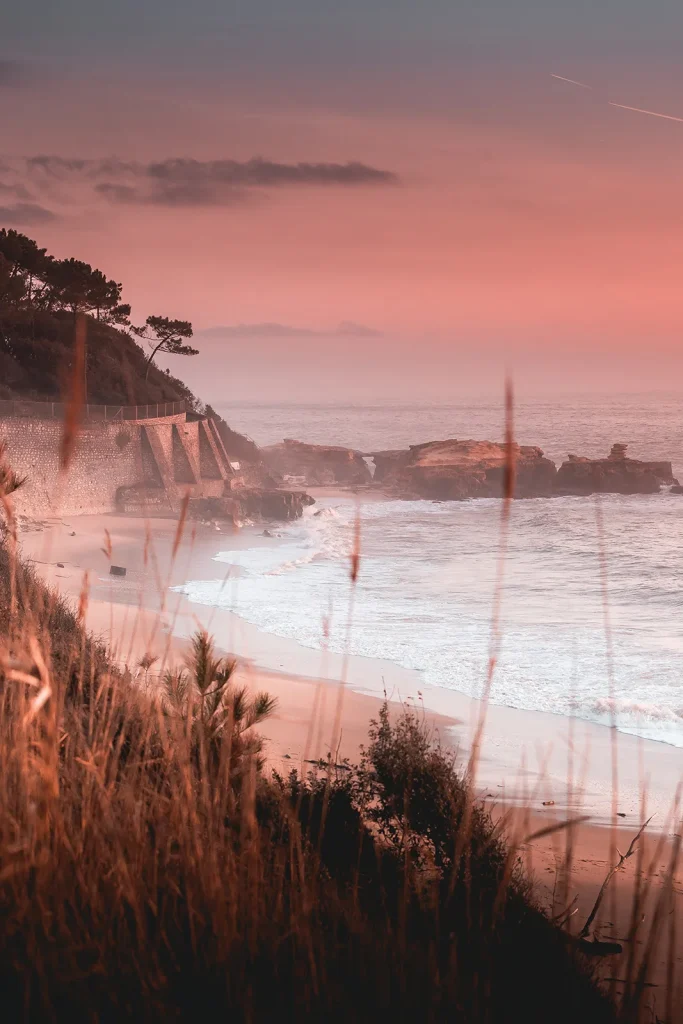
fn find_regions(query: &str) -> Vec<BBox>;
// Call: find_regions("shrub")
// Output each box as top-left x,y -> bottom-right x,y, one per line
0,542 -> 617,1022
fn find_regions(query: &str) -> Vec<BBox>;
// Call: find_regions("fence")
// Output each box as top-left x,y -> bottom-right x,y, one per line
0,400 -> 186,422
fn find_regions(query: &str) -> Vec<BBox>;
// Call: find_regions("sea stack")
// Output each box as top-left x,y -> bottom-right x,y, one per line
555,445 -> 677,495
368,439 -> 557,500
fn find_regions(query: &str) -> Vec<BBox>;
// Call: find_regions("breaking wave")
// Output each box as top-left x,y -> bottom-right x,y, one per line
177,493 -> 683,748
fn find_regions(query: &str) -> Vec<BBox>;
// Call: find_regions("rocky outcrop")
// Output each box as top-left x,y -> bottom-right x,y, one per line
370,439 -> 557,500
189,489 -> 314,524
555,444 -> 677,496
262,439 -> 372,487
371,450 -> 409,485
236,488 -> 315,521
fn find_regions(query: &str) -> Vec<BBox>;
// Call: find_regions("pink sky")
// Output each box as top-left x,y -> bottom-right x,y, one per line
3,41 -> 683,399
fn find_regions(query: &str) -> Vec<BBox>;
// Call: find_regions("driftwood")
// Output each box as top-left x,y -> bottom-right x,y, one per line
578,817 -> 652,943
579,937 -> 624,958
305,758 -> 351,771
552,894 -> 579,928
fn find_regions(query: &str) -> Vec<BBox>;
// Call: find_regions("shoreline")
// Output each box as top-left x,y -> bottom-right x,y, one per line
16,508 -> 683,999
17,507 -> 683,831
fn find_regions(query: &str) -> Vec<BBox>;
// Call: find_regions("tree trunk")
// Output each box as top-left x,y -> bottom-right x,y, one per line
145,341 -> 165,380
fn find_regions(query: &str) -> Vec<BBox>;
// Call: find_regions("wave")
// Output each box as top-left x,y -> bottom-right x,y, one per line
176,494 -> 683,749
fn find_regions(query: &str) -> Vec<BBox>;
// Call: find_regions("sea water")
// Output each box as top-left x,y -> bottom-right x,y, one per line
177,395 -> 683,749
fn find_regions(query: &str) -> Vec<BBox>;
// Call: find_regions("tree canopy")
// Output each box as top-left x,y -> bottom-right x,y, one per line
0,231 -> 131,328
0,229 -> 196,343
133,315 -> 199,378
0,226 -> 198,401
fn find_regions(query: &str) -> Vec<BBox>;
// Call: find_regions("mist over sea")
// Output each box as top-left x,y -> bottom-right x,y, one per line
216,394 -> 683,480
181,395 -> 683,748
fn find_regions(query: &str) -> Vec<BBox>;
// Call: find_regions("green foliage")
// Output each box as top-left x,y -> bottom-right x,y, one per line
0,229 -> 50,308
0,228 -> 269,464
351,701 -> 506,876
268,711 -> 616,1024
41,258 -> 130,326
0,233 -> 128,327
162,629 -> 276,778
133,314 -> 198,378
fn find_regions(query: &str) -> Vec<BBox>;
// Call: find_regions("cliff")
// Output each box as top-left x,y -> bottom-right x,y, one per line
263,439 -> 373,487
0,314 -> 308,522
555,444 -> 677,496
370,439 -> 556,500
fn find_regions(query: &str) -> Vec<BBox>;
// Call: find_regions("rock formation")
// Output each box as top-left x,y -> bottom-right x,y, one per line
369,439 -> 557,500
369,439 -> 679,501
555,444 -> 677,496
262,439 -> 373,487
188,490 -> 315,524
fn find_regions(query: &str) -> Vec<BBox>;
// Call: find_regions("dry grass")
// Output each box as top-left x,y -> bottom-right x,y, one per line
0,535 -> 628,1023
0,340 -> 679,1020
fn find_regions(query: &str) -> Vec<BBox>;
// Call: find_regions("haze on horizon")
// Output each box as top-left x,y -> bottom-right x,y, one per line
3,1 -> 683,402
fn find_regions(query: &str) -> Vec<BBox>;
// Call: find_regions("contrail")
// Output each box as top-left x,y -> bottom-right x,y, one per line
550,73 -> 683,123
551,74 -> 593,89
608,100 -> 683,124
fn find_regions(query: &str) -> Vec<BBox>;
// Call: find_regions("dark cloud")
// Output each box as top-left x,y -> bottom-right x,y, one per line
199,321 -> 382,339
28,155 -> 137,178
145,157 -> 397,188
95,178 -> 250,208
0,182 -> 33,200
0,202 -> 56,226
23,154 -> 399,207
94,182 -> 140,203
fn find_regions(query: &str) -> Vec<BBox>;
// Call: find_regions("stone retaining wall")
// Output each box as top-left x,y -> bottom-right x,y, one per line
0,414 -> 233,517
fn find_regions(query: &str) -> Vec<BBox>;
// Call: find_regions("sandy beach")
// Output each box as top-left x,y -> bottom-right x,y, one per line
19,508 -> 683,819
17,507 -> 683,1004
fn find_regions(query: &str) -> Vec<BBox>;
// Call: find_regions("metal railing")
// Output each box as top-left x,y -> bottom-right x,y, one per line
0,400 -> 186,422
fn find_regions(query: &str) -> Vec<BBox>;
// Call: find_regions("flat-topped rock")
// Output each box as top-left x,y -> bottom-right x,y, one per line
370,439 -> 556,500
556,445 -> 677,495
262,439 -> 373,487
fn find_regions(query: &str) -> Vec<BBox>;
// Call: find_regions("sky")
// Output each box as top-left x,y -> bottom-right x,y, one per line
3,1 -> 683,401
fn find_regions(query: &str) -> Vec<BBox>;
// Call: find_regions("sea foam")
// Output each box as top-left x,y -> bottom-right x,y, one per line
176,494 -> 683,748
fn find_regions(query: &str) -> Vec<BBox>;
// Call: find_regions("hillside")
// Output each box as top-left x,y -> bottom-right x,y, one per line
0,309 -> 188,407
0,228 -> 259,465
0,539 -> 617,1023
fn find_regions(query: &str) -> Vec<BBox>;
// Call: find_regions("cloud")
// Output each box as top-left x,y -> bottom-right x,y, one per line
198,321 -> 383,339
0,202 -> 57,226
21,154 -> 399,207
94,182 -> 140,203
0,182 -> 33,200
146,157 -> 396,188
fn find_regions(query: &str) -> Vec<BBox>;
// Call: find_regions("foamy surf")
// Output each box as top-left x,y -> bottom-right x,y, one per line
175,493 -> 683,749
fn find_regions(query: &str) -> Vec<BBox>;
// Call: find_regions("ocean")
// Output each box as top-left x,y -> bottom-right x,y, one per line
178,395 -> 683,749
